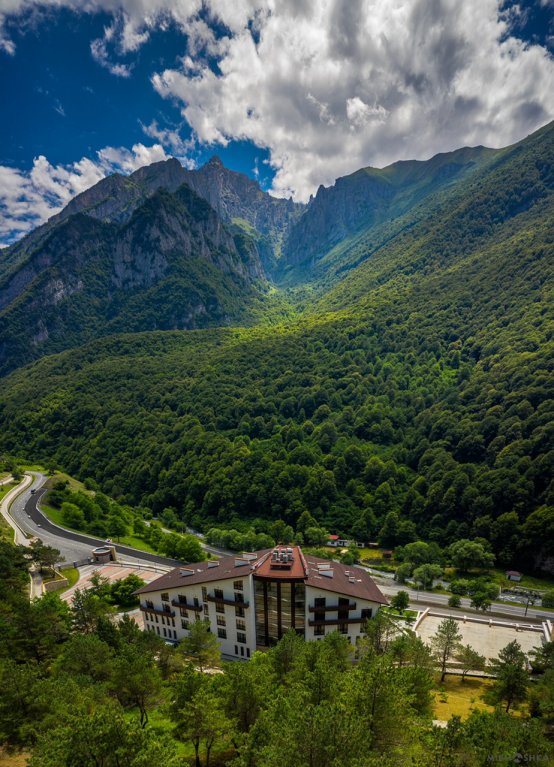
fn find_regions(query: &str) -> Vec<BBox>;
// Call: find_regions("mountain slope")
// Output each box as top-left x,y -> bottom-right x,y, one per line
0,121 -> 552,571
0,182 -> 267,375
181,156 -> 304,272
277,145 -> 495,282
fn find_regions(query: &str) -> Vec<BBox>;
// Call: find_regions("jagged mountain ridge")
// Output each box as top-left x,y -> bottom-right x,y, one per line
0,182 -> 267,375
0,122 -> 552,573
1,122 -> 552,379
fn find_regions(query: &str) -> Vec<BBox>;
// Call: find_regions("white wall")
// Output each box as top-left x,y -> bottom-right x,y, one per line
140,572 -> 382,658
304,583 -> 381,645
140,571 -> 257,658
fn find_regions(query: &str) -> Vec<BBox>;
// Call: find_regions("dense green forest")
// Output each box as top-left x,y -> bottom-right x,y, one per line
1,539 -> 553,767
0,123 -> 552,572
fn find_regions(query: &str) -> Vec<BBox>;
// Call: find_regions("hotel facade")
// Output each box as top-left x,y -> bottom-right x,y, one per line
135,545 -> 388,659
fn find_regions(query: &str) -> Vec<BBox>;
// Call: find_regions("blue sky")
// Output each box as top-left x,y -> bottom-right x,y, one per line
0,0 -> 552,246
0,8 -> 274,183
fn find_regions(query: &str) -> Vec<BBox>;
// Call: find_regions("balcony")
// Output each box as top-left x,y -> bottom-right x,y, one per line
206,594 -> 250,608
140,605 -> 175,618
308,602 -> 356,613
171,598 -> 203,612
308,616 -> 365,627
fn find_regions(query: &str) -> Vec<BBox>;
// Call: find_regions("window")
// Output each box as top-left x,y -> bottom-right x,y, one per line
163,627 -> 167,637
361,608 -> 372,620
181,619 -> 189,630
234,592 -> 244,604
146,600 -> 154,609
177,594 -> 187,604
155,615 -> 159,623
216,603 -> 225,614
237,632 -> 247,644
314,625 -> 325,636
236,619 -> 246,632
247,648 -> 251,658
235,645 -> 238,655
233,580 -> 243,591
202,587 -> 207,602
180,608 -> 188,618
214,588 -> 224,600
173,630 -> 177,639
217,616 -> 226,627
314,597 -> 326,607
218,628 -> 227,639
161,593 -> 169,602
194,597 -> 200,607
203,604 -> 209,616
172,618 -> 175,627
338,623 -> 348,634
236,605 -> 245,618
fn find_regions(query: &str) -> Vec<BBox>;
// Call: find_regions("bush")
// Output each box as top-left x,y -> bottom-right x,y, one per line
448,594 -> 462,608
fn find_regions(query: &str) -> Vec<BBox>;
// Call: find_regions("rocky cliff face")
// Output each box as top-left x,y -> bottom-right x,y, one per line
0,181 -> 266,375
183,157 -> 303,237
280,146 -> 495,275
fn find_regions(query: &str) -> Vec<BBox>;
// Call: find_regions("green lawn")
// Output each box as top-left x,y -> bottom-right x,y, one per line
442,566 -> 554,592
51,567 -> 80,594
381,606 -> 418,621
0,514 -> 14,543
41,502 -> 159,555
0,482 -> 17,503
433,676 -> 494,720
45,471 -> 93,495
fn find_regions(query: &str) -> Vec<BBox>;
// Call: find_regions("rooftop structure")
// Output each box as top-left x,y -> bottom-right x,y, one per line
135,545 -> 387,659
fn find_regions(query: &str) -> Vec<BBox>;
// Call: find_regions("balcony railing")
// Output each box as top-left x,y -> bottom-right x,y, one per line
171,599 -> 203,612
308,602 -> 356,613
140,605 -> 176,618
206,594 -> 250,608
308,616 -> 365,627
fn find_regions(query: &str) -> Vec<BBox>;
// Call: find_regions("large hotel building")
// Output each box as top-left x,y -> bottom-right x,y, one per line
135,545 -> 388,659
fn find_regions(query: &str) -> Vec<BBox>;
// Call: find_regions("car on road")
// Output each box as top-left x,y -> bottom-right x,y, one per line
30,489 -> 36,494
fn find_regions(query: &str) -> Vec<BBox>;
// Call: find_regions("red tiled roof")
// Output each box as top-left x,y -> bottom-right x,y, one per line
134,550 -> 272,594
254,545 -> 307,580
303,553 -> 388,603
135,546 -> 387,604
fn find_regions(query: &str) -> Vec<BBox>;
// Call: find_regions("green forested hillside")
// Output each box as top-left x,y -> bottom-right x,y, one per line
0,124 -> 552,572
1,124 -> 553,573
0,183 -> 271,376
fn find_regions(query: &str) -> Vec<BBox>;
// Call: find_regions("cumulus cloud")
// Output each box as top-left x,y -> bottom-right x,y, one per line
0,143 -> 168,246
1,0 -> 553,206
139,119 -> 197,168
150,0 -> 554,200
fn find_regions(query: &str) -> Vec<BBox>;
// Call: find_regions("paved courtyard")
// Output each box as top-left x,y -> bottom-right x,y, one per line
416,612 -> 544,662
61,560 -> 169,605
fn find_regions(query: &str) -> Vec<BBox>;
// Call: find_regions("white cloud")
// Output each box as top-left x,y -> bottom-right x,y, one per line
90,18 -> 133,78
148,0 -> 554,200
0,143 -> 168,246
0,0 -> 552,210
346,97 -> 389,128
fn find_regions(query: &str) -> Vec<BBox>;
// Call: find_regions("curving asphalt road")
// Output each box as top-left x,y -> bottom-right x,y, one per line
7,473 -> 552,625
9,473 -> 180,568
